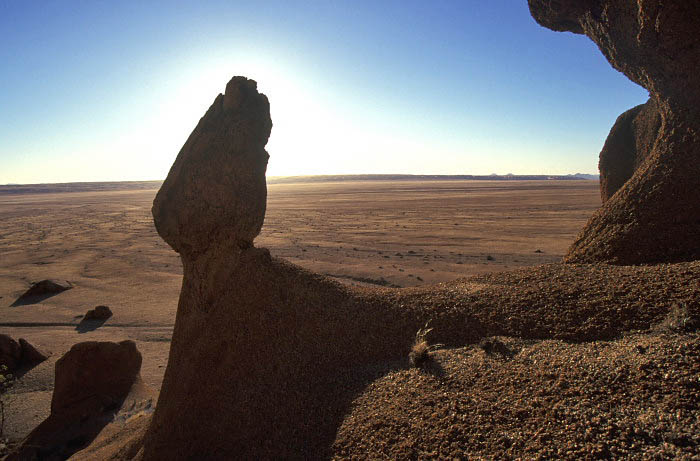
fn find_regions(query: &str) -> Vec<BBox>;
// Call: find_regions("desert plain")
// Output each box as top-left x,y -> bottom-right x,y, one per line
0,178 -> 600,443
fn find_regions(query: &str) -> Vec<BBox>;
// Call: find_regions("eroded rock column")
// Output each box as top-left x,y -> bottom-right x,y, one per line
529,0 -> 700,264
144,76 -> 428,459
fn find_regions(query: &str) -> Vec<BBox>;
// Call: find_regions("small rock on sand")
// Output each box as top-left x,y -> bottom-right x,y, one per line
84,305 -> 113,321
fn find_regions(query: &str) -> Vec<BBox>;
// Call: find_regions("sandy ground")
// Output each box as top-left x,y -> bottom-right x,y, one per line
264,180 -> 600,286
0,179 -> 600,444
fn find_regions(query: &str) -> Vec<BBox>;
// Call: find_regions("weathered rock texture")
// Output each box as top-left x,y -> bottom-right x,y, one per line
9,341 -> 143,461
529,0 -> 700,264
598,98 -> 661,202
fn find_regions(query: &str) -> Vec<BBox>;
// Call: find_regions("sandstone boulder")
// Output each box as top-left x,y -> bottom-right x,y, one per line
529,0 -> 700,264
51,341 -> 141,416
8,341 -> 142,461
143,29 -> 700,454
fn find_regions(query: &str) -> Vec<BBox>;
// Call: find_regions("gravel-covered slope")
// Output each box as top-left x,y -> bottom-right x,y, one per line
331,261 -> 700,459
334,333 -> 700,460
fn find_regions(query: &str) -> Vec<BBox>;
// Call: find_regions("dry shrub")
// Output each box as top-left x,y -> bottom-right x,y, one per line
409,322 -> 443,367
656,303 -> 697,333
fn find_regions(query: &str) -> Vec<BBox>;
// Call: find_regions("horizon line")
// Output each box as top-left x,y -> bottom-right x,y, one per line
0,173 -> 599,188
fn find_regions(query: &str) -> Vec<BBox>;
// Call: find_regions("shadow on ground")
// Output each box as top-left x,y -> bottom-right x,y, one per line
76,318 -> 108,333
11,293 -> 63,307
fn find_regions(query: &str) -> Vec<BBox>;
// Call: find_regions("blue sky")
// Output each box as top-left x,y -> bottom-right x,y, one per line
0,1 -> 648,184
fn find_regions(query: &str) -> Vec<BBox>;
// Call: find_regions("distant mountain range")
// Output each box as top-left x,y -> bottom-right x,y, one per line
570,173 -> 600,180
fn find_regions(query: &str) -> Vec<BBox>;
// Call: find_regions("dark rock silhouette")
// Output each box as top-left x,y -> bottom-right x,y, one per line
12,279 -> 72,306
8,341 -> 143,461
0,334 -> 47,372
529,0 -> 700,264
51,341 -> 140,416
152,76 -> 271,256
598,98 -> 661,203
144,76 -> 439,459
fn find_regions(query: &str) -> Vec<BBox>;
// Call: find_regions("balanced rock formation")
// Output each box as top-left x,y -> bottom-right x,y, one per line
143,76 -> 440,459
529,0 -> 700,264
152,76 -> 271,256
0,334 -> 47,371
9,341 -> 143,461
598,98 -> 661,202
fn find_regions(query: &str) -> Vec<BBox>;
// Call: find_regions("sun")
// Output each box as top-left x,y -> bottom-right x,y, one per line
203,57 -> 353,177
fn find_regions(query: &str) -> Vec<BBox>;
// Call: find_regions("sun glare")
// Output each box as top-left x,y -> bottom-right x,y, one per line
184,58 -> 370,178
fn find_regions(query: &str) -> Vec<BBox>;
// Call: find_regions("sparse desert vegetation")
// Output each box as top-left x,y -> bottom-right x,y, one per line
408,322 -> 443,368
